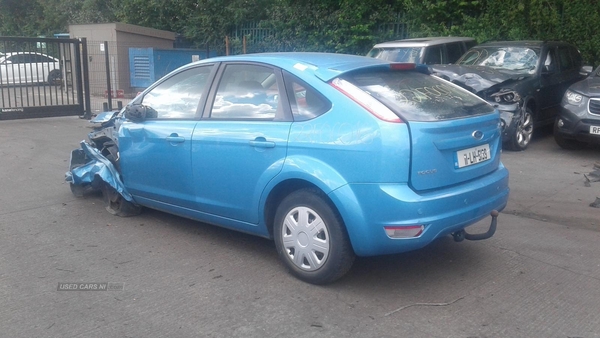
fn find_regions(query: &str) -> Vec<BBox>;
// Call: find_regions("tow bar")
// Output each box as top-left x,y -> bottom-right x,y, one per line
452,210 -> 499,242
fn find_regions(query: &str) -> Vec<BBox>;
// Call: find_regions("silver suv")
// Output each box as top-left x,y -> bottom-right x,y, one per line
367,37 -> 476,65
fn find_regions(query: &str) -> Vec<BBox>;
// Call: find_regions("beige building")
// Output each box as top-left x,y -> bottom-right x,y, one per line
69,23 -> 176,96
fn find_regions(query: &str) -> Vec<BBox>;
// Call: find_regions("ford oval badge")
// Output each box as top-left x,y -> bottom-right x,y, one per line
472,130 -> 484,140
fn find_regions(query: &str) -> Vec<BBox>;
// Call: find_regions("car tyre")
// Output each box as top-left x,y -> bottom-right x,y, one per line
553,120 -> 584,150
70,183 -> 89,197
273,188 -> 355,285
100,183 -> 141,217
506,107 -> 534,151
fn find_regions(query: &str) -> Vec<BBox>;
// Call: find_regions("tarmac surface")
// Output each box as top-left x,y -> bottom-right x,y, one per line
0,116 -> 599,337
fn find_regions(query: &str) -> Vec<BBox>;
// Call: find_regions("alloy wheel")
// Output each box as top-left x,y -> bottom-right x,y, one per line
516,109 -> 534,148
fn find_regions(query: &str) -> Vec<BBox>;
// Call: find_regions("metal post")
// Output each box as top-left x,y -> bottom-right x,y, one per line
80,38 -> 92,119
104,41 -> 113,111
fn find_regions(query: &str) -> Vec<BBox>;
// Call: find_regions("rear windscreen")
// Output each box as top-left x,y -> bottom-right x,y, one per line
342,70 -> 494,122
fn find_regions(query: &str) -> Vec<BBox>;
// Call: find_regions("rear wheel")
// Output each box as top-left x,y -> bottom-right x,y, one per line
554,120 -> 584,150
273,188 -> 355,284
506,107 -> 534,151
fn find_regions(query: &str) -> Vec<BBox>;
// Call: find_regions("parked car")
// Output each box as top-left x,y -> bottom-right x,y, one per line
367,37 -> 477,64
430,41 -> 590,151
66,53 -> 509,284
554,66 -> 600,149
0,52 -> 61,85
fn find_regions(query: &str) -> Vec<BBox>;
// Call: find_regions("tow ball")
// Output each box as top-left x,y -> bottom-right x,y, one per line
452,210 -> 499,242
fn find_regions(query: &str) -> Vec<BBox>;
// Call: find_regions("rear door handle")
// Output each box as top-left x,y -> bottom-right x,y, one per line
249,137 -> 275,148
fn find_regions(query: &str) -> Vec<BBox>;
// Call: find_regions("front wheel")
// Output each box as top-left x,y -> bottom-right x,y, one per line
100,183 -> 141,217
273,189 -> 355,284
47,70 -> 61,85
506,107 -> 534,151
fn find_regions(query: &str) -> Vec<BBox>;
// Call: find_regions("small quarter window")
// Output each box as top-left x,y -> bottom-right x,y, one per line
283,71 -> 331,121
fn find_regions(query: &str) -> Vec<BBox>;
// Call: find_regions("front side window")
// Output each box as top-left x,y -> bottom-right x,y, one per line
457,47 -> 540,74
543,48 -> 557,72
210,64 -> 281,120
558,47 -> 574,71
342,69 -> 493,122
7,55 -> 26,64
142,65 -> 213,119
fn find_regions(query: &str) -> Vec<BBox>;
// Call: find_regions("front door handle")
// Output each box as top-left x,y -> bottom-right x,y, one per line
166,134 -> 185,144
249,137 -> 275,148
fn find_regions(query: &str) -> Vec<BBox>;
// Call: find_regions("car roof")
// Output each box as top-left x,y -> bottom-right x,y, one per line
193,52 -> 394,82
372,37 -> 476,48
2,51 -> 52,57
475,40 -> 574,48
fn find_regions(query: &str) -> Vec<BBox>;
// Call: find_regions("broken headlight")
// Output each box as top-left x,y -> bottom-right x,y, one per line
490,90 -> 521,103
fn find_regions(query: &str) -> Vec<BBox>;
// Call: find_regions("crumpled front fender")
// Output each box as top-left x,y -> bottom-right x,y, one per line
65,141 -> 134,202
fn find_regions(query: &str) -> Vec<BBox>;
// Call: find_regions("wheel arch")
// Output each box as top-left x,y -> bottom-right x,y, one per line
263,179 -> 323,238
260,155 -> 351,239
524,97 -> 537,117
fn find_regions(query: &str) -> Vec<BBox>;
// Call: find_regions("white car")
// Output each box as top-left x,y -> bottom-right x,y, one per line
0,52 -> 61,85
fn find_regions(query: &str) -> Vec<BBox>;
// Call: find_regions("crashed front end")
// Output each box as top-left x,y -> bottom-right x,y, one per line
481,88 -> 524,143
430,64 -> 528,145
65,111 -> 140,216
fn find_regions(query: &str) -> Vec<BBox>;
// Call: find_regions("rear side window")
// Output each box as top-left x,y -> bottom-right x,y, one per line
423,45 -> 443,64
446,43 -> 464,64
210,64 -> 283,120
569,47 -> 582,68
342,70 -> 494,122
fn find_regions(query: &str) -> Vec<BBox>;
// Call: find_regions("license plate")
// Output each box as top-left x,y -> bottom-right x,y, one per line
591,125 -> 600,135
456,144 -> 491,168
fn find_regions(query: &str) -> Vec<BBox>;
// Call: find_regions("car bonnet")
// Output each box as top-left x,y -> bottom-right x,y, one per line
430,64 -> 530,93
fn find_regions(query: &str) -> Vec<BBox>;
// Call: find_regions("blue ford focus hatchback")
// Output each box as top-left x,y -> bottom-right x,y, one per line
67,53 -> 509,284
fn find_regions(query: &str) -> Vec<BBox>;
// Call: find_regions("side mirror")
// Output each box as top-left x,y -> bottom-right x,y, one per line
580,65 -> 593,76
124,105 -> 157,122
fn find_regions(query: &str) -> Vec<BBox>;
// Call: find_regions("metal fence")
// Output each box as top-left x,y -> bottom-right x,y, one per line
0,36 -> 87,120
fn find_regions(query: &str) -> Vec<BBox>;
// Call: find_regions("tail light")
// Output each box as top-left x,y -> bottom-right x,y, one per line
330,78 -> 403,123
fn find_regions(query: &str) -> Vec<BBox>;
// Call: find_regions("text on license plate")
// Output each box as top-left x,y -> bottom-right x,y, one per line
591,126 -> 600,135
456,144 -> 491,168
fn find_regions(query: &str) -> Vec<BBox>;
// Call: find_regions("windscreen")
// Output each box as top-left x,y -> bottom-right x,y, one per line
341,70 -> 494,122
367,47 -> 423,63
457,47 -> 540,74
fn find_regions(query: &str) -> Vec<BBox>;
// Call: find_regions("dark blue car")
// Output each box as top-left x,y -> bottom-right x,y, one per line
67,53 -> 509,284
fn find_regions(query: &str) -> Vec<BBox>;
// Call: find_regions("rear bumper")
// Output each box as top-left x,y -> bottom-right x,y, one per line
329,164 -> 509,256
